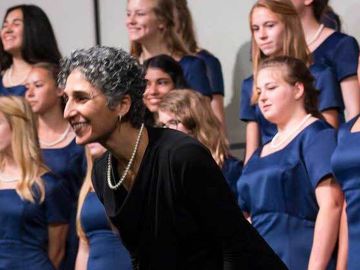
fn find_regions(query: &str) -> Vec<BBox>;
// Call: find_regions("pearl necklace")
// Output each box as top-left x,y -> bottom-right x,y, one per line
270,114 -> 312,149
7,65 -> 32,87
40,125 -> 72,147
307,24 -> 324,46
107,123 -> 145,190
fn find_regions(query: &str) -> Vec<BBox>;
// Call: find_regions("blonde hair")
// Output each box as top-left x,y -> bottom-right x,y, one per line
159,89 -> 229,167
0,96 -> 47,203
76,147 -> 93,242
174,0 -> 198,53
249,0 -> 311,103
129,0 -> 189,58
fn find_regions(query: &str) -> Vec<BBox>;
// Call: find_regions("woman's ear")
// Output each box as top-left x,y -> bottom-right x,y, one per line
294,82 -> 305,100
116,94 -> 132,116
56,87 -> 64,97
158,23 -> 165,31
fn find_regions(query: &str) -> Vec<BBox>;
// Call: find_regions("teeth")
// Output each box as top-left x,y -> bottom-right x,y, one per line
72,122 -> 88,131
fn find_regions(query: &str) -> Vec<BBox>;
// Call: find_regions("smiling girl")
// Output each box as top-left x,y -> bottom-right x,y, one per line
126,0 -> 212,99
0,5 -> 61,96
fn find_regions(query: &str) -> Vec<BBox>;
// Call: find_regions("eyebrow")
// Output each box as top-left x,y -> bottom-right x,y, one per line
4,18 -> 23,23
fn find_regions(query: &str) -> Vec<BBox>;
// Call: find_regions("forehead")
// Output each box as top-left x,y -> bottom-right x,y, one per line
257,67 -> 287,85
145,68 -> 172,79
252,7 -> 279,23
158,110 -> 175,121
127,0 -> 155,9
64,69 -> 101,95
4,8 -> 23,21
28,67 -> 50,78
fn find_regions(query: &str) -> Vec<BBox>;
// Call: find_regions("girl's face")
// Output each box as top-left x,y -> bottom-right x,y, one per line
256,67 -> 302,124
25,67 -> 63,115
126,0 -> 164,43
144,68 -> 175,112
0,112 -> 12,154
157,110 -> 189,134
1,8 -> 24,55
251,7 -> 285,57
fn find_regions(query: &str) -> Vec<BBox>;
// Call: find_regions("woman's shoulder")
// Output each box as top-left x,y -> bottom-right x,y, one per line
241,75 -> 254,90
179,54 -> 206,68
301,120 -> 336,147
196,49 -> 221,65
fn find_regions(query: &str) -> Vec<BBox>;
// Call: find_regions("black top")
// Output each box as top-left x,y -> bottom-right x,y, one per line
92,127 -> 287,270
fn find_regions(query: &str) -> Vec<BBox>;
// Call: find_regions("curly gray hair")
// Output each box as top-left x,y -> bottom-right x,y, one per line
58,46 -> 146,128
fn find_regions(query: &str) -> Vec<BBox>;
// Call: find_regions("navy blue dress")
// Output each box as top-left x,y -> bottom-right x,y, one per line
178,55 -> 212,97
221,156 -> 242,197
0,173 -> 71,270
331,114 -> 360,270
42,139 -> 87,270
0,76 -> 26,96
81,192 -> 131,270
312,32 -> 359,82
196,50 -> 224,96
237,120 -> 337,270
239,64 -> 341,144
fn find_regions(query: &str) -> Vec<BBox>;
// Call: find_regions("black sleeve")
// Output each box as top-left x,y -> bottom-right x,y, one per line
173,143 -> 287,269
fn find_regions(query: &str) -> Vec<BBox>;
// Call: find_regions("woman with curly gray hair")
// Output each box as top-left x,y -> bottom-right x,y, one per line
59,46 -> 286,270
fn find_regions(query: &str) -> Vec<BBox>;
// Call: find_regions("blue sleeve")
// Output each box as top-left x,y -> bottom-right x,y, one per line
180,57 -> 212,97
303,128 -> 337,189
222,156 -> 243,197
239,77 -> 257,121
43,173 -> 71,224
311,65 -> 343,111
236,180 -> 250,213
198,51 -> 225,95
333,35 -> 359,81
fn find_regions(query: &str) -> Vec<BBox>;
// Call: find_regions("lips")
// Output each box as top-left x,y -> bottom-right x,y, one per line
70,121 -> 89,134
261,104 -> 272,112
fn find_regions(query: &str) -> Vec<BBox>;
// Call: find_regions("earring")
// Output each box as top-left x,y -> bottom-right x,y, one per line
118,114 -> 122,123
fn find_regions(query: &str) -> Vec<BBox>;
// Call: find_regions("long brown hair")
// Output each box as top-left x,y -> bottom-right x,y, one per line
256,56 -> 322,119
159,89 -> 229,167
173,0 -> 198,53
249,0 -> 311,103
0,96 -> 47,202
129,0 -> 189,59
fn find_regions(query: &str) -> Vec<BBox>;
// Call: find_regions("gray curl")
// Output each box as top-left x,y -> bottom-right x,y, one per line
58,46 -> 146,128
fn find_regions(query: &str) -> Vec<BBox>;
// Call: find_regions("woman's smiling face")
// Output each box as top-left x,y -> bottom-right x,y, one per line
63,69 -> 119,145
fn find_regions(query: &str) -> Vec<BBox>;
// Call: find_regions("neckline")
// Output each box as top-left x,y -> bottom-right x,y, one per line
312,31 -> 338,54
348,114 -> 360,134
41,138 -> 76,151
258,120 -> 319,159
0,75 -> 25,90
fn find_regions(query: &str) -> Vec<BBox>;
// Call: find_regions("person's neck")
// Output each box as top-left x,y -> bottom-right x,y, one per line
38,104 -> 69,134
140,38 -> 170,62
299,9 -> 321,40
103,122 -> 148,170
11,56 -> 32,73
276,110 -> 309,134
1,154 -> 19,175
